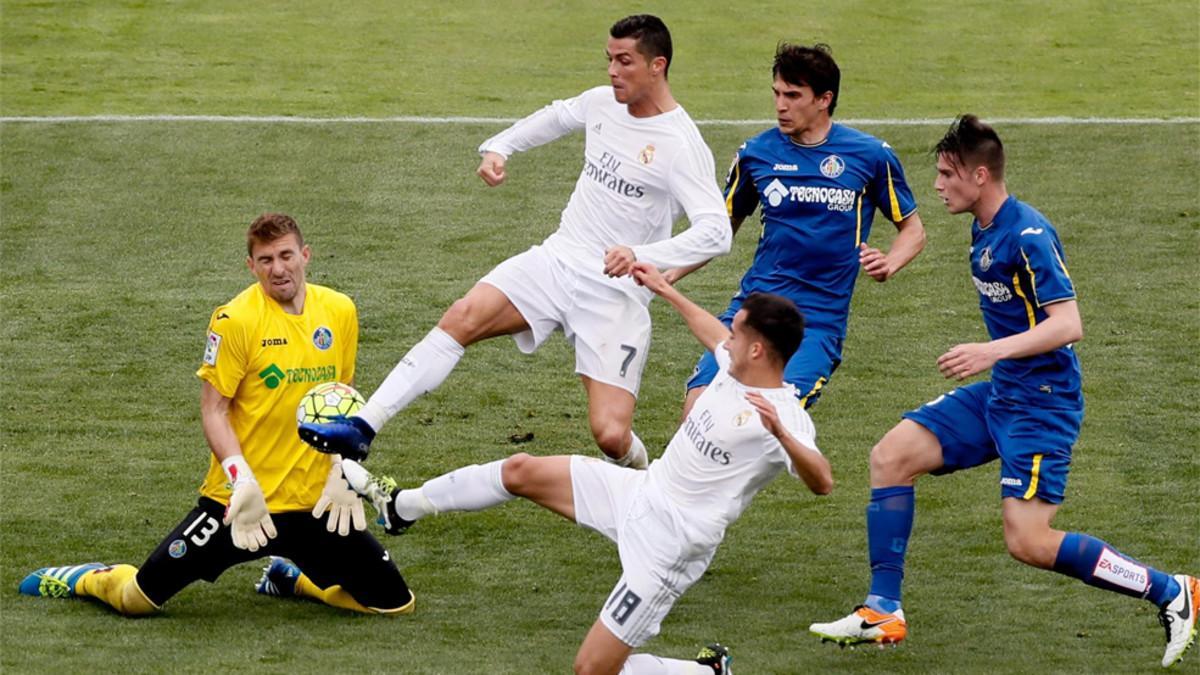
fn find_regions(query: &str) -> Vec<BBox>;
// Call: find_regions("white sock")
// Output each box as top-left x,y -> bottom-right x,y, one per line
621,654 -> 707,674
420,459 -> 514,513
356,327 -> 465,432
393,488 -> 437,522
609,430 -> 648,469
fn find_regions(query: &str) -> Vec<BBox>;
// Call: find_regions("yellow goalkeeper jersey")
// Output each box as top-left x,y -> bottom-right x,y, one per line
196,282 -> 358,512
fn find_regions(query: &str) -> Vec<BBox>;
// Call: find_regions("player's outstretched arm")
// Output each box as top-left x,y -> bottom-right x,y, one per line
632,261 -> 729,351
745,391 -> 833,495
663,216 -> 747,285
937,299 -> 1083,380
476,93 -> 590,185
200,381 -> 277,551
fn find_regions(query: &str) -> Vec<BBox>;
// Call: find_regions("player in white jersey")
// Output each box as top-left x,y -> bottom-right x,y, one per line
340,261 -> 832,674
300,15 -> 730,470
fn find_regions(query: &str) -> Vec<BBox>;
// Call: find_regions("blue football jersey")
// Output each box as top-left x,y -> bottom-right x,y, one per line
970,195 -> 1082,406
721,124 -> 917,336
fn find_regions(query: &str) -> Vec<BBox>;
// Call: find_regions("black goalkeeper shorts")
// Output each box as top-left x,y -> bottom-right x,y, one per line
136,497 -> 411,610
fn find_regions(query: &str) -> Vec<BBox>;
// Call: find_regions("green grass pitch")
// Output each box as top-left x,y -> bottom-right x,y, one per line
1,1 -> 1197,672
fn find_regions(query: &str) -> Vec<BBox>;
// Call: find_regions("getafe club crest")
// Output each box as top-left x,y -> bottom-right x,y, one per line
312,326 -> 333,350
979,247 -> 994,272
638,144 -> 656,165
820,154 -> 845,178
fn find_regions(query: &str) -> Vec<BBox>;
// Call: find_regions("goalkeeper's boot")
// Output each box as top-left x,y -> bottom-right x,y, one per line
19,563 -> 108,598
1160,574 -> 1199,668
341,459 -> 414,535
298,415 -> 375,461
256,557 -> 301,597
695,643 -> 732,674
809,606 -> 907,647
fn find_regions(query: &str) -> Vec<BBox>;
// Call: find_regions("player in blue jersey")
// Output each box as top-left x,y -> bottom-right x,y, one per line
809,115 -> 1198,668
671,43 -> 926,415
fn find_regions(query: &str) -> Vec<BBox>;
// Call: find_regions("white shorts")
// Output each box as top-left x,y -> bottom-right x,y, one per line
570,456 -> 717,648
479,245 -> 652,396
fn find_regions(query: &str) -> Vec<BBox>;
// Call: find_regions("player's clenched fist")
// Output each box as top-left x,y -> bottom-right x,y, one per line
477,151 -> 508,186
603,245 -> 637,277
858,243 -> 893,282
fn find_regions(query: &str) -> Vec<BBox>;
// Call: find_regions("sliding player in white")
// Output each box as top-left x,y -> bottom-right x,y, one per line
344,261 -> 833,674
300,15 -> 730,470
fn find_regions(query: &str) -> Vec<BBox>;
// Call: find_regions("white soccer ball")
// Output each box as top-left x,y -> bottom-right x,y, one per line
296,382 -> 366,425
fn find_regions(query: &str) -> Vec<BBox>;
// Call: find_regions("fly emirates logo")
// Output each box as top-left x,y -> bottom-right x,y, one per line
682,408 -> 731,465
583,151 -> 646,198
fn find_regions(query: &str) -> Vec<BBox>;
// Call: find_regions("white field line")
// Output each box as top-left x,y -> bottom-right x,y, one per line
1,114 -> 1198,125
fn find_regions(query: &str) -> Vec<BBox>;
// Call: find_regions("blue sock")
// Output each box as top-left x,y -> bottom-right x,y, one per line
864,486 -> 914,614
1053,532 -> 1180,607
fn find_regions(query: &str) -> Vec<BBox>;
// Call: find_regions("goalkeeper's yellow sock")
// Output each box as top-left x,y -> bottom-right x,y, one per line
76,565 -> 159,616
293,573 -> 414,615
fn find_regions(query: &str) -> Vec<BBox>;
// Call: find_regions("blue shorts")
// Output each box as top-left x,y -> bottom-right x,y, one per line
686,326 -> 842,409
902,381 -> 1084,504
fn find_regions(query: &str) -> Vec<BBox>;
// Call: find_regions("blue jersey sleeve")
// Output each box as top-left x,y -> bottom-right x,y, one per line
722,144 -> 759,219
1018,228 -> 1076,306
869,143 -> 917,223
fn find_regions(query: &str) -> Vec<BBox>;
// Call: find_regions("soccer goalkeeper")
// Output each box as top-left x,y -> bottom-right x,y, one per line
18,213 -> 413,616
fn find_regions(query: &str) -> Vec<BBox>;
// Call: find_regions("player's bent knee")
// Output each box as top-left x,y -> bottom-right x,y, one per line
1003,531 -> 1038,566
870,423 -> 940,485
590,425 -> 629,458
501,453 -> 536,493
438,297 -> 482,341
1002,522 -> 1055,568
869,439 -> 907,483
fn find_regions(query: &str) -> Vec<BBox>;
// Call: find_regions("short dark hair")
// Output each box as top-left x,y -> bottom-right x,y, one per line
741,293 -> 805,364
610,14 -> 673,78
773,43 -> 840,116
247,212 -> 303,255
934,114 -> 1005,180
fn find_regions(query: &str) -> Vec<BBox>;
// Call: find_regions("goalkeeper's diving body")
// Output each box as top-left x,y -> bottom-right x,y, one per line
340,261 -> 833,674
18,213 -> 413,616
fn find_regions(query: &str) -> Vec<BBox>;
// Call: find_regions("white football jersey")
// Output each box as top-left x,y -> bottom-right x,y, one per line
480,86 -> 729,275
648,343 -> 819,545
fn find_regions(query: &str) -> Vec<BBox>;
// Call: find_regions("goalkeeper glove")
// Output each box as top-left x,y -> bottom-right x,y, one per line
311,459 -> 367,536
220,456 -> 277,552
